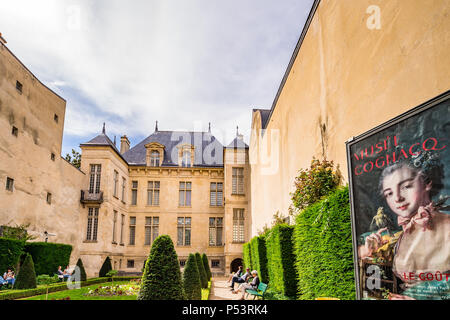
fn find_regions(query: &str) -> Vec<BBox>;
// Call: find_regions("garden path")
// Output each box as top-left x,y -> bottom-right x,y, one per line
209,277 -> 245,300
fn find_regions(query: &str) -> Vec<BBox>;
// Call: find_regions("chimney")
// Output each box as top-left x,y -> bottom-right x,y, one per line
120,135 -> 130,154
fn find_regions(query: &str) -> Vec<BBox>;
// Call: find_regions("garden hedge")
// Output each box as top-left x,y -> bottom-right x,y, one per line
99,256 -> 112,277
293,187 -> 355,300
266,224 -> 297,298
138,235 -> 184,300
201,253 -> 212,281
24,242 -> 72,276
243,242 -> 253,271
14,253 -> 37,289
183,253 -> 201,300
250,236 -> 269,283
0,238 -> 25,273
195,252 -> 208,289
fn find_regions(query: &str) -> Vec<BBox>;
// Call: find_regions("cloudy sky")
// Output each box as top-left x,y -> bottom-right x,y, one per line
0,0 -> 314,156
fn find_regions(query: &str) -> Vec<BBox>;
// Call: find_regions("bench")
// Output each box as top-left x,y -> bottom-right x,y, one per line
245,282 -> 268,300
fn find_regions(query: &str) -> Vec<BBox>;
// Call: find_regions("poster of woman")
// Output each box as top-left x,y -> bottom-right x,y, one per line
347,92 -> 450,300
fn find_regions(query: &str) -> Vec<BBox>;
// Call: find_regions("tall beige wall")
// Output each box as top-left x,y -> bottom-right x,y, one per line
250,0 -> 450,236
0,42 -> 86,263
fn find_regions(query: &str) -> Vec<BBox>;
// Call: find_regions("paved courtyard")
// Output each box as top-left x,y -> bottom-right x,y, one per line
209,277 -> 246,300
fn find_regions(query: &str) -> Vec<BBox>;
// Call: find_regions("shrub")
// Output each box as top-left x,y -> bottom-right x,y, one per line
290,158 -> 341,213
294,187 -> 355,300
24,242 -> 72,276
36,274 -> 59,285
195,253 -> 208,289
99,256 -> 112,277
250,236 -> 269,283
138,235 -> 184,300
243,242 -> 253,270
201,253 -> 212,281
14,253 -> 37,289
0,238 -> 25,274
183,253 -> 201,300
266,224 -> 297,298
73,258 -> 87,281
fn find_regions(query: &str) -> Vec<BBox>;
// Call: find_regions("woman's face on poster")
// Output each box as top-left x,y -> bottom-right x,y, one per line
382,166 -> 431,218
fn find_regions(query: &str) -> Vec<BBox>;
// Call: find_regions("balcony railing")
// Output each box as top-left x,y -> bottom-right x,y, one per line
80,190 -> 103,205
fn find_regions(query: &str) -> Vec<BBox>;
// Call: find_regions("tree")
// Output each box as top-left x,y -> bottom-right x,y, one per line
183,253 -> 201,300
73,258 -> 87,281
99,256 -> 112,277
195,252 -> 208,289
138,235 -> 184,300
201,253 -> 212,281
14,253 -> 37,289
0,223 -> 36,241
65,149 -> 81,168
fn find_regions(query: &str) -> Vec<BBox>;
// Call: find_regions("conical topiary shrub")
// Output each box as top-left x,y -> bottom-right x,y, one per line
202,253 -> 212,281
73,258 -> 87,281
99,256 -> 112,277
14,253 -> 37,289
183,253 -> 201,300
195,252 -> 208,289
138,235 -> 184,300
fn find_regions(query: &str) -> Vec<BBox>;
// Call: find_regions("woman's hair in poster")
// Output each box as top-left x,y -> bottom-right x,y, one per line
378,149 -> 444,199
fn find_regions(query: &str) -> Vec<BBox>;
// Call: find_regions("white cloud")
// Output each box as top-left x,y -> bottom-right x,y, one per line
0,0 -> 314,149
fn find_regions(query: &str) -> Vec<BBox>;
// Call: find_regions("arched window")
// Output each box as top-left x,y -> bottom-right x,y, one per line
150,150 -> 160,166
181,150 -> 191,167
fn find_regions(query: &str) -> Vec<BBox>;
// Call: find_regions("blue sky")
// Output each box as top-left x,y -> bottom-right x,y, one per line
0,0 -> 314,157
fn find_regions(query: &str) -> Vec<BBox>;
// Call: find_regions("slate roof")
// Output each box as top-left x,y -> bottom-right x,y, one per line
80,132 -> 120,154
253,108 -> 271,129
122,130 -> 224,167
226,137 -> 249,149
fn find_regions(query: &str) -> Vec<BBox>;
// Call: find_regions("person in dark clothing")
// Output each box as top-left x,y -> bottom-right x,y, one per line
232,270 -> 260,300
230,267 -> 250,290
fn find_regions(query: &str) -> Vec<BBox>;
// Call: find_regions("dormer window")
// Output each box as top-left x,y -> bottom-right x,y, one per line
181,150 -> 191,167
150,150 -> 160,167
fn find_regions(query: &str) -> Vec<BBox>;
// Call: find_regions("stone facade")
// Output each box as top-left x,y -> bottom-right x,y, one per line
249,0 -> 450,236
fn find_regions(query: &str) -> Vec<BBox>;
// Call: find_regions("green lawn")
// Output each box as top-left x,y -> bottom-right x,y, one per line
24,281 -> 137,300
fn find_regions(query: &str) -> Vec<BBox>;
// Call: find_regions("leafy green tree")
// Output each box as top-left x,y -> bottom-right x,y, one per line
290,158 -> 341,214
0,223 -> 36,241
73,258 -> 87,281
14,253 -> 37,289
65,149 -> 81,168
99,256 -> 112,277
138,235 -> 184,300
195,252 -> 208,289
201,253 -> 212,281
183,254 -> 201,300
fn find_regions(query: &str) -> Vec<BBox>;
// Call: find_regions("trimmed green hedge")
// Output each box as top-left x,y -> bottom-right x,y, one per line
243,242 -> 253,271
0,238 -> 25,273
24,242 -> 72,276
266,224 -> 297,298
183,253 -> 201,300
293,187 -> 355,300
250,236 -> 269,283
0,277 -> 139,300
14,253 -> 37,289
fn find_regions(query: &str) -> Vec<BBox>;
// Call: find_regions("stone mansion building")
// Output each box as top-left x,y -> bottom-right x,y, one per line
0,39 -> 250,277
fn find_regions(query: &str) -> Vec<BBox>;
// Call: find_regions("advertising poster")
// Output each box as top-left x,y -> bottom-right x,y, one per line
347,92 -> 450,300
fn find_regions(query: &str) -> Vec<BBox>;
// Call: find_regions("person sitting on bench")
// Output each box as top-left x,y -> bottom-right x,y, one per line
230,267 -> 250,290
232,270 -> 260,300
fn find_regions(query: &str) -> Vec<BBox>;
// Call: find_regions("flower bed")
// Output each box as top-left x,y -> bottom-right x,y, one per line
84,283 -> 140,297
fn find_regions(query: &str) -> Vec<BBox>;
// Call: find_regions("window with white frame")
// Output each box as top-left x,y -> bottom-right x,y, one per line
181,150 -> 191,167
232,167 -> 244,195
86,207 -> 99,241
150,150 -> 160,167
177,217 -> 191,246
179,182 -> 191,206
209,217 -> 223,246
144,217 -> 159,245
210,182 -> 223,206
147,181 -> 160,206
232,209 -> 245,243
89,164 -> 101,194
